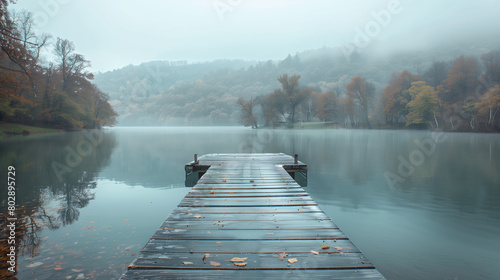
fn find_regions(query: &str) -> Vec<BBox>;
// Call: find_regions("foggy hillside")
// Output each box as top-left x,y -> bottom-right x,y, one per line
94,42 -> 499,126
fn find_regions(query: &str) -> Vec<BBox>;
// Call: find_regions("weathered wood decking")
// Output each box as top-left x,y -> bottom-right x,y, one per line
121,153 -> 385,279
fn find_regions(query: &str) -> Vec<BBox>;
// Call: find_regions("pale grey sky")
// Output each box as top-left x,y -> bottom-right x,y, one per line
10,0 -> 500,72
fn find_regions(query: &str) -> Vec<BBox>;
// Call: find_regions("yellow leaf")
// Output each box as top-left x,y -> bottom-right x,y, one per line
233,262 -> 247,267
229,257 -> 247,262
287,258 -> 298,264
194,215 -> 202,219
209,261 -> 220,267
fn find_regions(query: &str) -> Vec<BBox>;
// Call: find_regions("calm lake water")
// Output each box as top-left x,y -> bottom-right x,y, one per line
1,127 -> 499,280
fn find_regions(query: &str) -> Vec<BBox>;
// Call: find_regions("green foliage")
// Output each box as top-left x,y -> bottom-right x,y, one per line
405,82 -> 440,126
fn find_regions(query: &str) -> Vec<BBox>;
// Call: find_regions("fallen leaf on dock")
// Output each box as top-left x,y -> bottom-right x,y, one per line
123,219 -> 126,224
182,261 -> 193,265
194,215 -> 202,219
310,250 -> 319,255
233,262 -> 247,267
334,246 -> 343,250
321,246 -> 330,249
209,261 -> 221,267
229,257 -> 248,262
210,190 -> 215,194
278,252 -> 288,261
287,258 -> 298,264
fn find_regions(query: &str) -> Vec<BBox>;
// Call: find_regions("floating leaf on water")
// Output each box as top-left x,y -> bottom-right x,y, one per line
321,246 -> 330,249
310,250 -> 319,255
234,262 -> 247,267
287,258 -> 298,264
72,269 -> 83,273
54,261 -> 63,265
209,261 -> 221,267
76,273 -> 85,280
26,262 -> 43,268
229,257 -> 247,262
182,261 -> 194,265
123,219 -> 126,224
54,267 -> 63,271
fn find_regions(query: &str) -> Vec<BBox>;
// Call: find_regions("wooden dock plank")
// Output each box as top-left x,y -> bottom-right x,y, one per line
151,228 -> 347,240
141,239 -> 361,254
129,252 -> 375,269
122,269 -> 385,280
159,219 -> 338,230
121,153 -> 385,279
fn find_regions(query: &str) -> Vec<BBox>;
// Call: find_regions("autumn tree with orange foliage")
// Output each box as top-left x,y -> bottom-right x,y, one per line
0,2 -> 117,130
439,56 -> 479,106
381,70 -> 422,123
315,91 -> 337,121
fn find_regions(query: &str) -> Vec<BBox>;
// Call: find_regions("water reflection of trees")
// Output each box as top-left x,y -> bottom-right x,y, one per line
0,131 -> 116,277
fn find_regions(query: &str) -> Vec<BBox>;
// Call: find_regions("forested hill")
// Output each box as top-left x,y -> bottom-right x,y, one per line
94,42 -> 498,126
0,3 -> 117,131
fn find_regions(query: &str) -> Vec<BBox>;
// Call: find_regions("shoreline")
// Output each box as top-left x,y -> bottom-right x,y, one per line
0,122 -> 65,138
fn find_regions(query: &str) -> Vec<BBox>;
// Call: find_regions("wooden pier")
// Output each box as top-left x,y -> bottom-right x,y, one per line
121,153 -> 385,279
